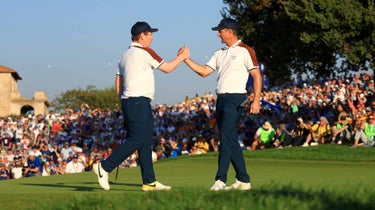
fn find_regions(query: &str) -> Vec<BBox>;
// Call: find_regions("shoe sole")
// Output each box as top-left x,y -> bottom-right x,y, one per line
142,182 -> 171,191
142,187 -> 172,191
210,185 -> 229,191
210,188 -> 227,191
225,186 -> 251,190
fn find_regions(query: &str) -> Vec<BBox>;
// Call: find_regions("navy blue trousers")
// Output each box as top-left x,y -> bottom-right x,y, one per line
215,93 -> 250,183
101,97 -> 156,184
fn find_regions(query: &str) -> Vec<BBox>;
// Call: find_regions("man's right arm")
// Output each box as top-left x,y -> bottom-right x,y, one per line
158,45 -> 190,73
184,58 -> 214,77
115,74 -> 123,99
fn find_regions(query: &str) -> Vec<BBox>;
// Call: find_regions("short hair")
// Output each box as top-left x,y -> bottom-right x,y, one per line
231,28 -> 238,36
131,31 -> 149,41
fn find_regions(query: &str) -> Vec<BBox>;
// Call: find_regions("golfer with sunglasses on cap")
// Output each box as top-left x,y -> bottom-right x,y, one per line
181,18 -> 262,190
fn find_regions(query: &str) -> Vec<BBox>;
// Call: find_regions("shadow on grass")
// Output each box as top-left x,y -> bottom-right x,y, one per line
256,185 -> 370,210
20,182 -> 142,192
206,183 -> 372,210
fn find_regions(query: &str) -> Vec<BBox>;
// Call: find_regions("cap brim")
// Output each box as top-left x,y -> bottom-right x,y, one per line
149,28 -> 159,33
211,26 -> 222,31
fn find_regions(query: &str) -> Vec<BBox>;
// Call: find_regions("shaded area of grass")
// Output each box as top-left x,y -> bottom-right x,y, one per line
0,145 -> 374,210
3,184 -> 374,210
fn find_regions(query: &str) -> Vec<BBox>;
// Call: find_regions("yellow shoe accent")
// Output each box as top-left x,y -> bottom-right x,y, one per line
142,181 -> 171,191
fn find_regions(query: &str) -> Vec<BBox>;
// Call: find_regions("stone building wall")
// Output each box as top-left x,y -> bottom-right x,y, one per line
0,65 -> 49,117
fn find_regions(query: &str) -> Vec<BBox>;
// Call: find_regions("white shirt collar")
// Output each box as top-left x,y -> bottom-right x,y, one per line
225,40 -> 241,49
130,42 -> 143,47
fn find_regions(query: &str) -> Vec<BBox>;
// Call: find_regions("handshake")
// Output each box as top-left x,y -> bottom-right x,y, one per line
177,45 -> 190,61
172,44 -> 210,78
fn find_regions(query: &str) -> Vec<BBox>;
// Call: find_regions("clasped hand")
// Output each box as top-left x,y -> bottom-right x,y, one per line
178,45 -> 190,60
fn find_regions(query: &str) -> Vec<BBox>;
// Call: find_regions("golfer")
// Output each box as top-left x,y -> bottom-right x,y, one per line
182,18 -> 262,190
94,21 -> 190,191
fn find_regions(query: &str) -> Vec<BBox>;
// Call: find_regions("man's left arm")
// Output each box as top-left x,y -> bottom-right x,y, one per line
249,68 -> 262,114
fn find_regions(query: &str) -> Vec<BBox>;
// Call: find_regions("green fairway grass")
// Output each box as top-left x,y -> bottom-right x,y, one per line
0,145 -> 374,210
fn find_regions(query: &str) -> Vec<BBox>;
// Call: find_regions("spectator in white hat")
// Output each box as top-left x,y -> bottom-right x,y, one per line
250,121 -> 276,150
65,154 -> 84,174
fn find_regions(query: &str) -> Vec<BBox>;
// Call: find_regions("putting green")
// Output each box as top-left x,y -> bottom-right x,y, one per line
2,154 -> 374,193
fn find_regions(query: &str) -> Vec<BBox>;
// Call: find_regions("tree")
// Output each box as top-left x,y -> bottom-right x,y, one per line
222,0 -> 375,85
50,85 -> 118,112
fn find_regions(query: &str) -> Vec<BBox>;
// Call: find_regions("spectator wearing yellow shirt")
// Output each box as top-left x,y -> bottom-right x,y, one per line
303,116 -> 331,146
192,135 -> 209,154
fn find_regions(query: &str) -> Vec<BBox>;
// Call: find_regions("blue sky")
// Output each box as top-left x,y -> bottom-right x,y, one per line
1,0 -> 227,105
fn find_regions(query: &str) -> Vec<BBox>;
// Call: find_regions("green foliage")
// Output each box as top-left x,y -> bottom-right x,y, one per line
50,85 -> 118,112
222,0 -> 375,85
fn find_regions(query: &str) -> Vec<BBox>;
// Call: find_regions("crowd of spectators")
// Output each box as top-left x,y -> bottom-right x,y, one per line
0,73 -> 374,180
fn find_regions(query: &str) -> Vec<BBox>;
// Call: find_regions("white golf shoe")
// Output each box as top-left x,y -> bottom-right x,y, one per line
226,179 -> 252,190
93,162 -> 110,190
210,180 -> 226,191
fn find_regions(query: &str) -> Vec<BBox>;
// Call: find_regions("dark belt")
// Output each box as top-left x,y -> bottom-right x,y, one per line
217,93 -> 246,97
124,96 -> 151,103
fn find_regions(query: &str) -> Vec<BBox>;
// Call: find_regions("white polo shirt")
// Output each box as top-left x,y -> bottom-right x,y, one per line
206,40 -> 259,94
117,42 -> 165,100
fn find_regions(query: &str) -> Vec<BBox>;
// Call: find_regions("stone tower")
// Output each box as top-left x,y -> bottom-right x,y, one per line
0,65 -> 49,117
